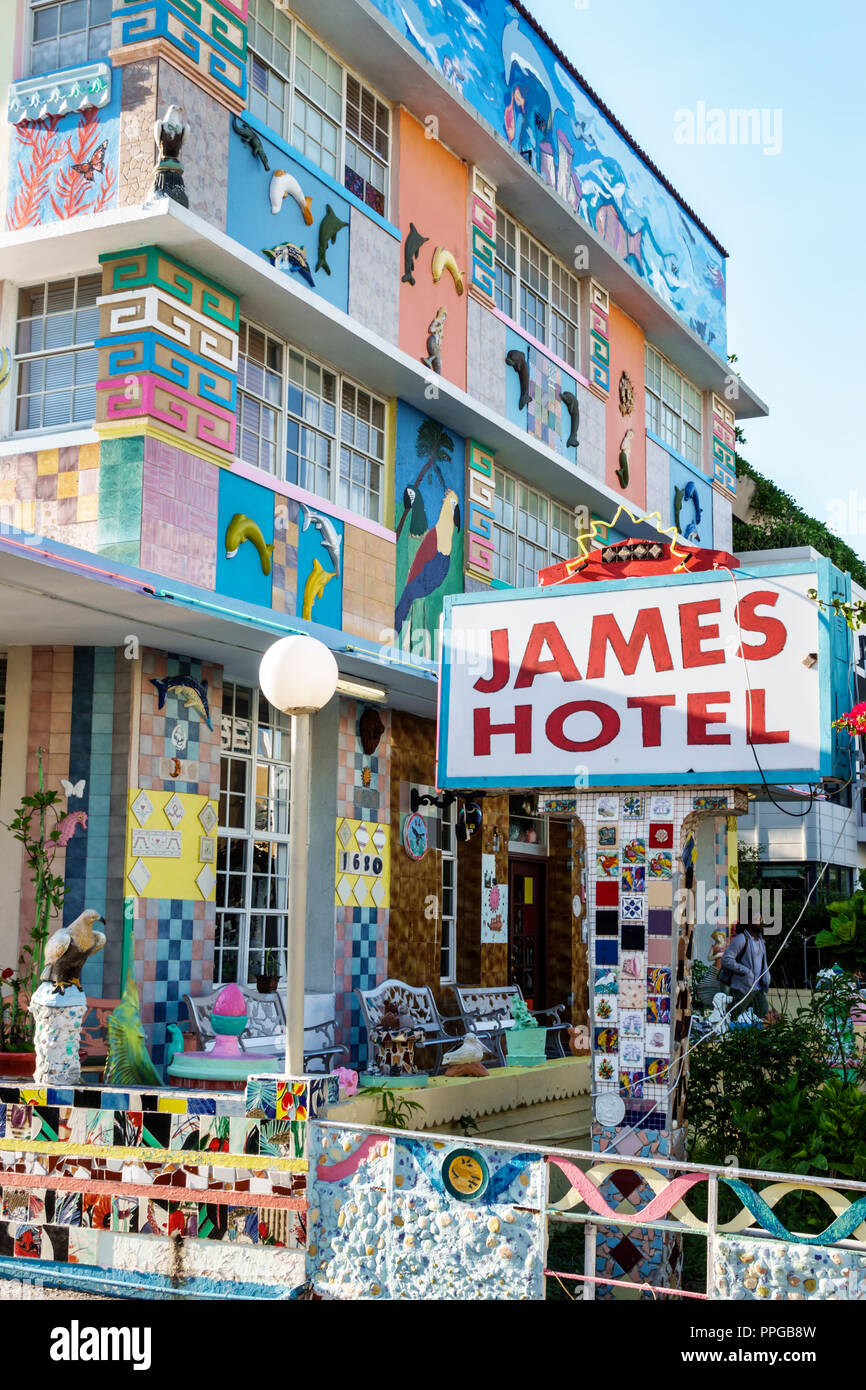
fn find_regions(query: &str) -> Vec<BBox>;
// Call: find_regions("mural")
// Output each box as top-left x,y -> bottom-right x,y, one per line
393,403 -> 464,652
6,87 -> 119,229
297,501 -> 344,629
368,0 -> 727,350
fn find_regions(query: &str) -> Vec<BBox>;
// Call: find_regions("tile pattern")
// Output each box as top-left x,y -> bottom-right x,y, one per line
139,436 -> 220,587
0,444 -> 100,551
347,207 -> 400,346
341,523 -> 397,646
271,495 -> 299,614
334,700 -> 391,1064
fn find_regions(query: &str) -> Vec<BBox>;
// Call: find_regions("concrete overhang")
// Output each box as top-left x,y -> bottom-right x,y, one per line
0,529 -> 439,718
291,0 -> 767,420
1,201 -> 680,540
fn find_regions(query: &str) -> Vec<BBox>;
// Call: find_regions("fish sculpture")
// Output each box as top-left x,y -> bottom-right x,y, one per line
421,307 -> 447,374
301,557 -> 336,620
300,503 -> 342,572
401,222 -> 428,285
617,429 -> 634,489
561,389 -> 580,448
431,245 -> 465,295
269,168 -> 314,223
674,479 -> 702,541
224,512 -> 274,575
232,114 -> 269,170
316,203 -> 349,274
150,673 -> 213,729
505,347 -> 531,410
262,242 -> 315,288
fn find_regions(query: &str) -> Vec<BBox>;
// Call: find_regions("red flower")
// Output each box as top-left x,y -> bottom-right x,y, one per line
1,968 -> 14,980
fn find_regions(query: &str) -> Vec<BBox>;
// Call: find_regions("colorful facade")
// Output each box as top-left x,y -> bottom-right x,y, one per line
0,0 -> 767,1078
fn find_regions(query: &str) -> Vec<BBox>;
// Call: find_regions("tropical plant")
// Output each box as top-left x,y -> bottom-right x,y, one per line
815,891 -> 866,975
359,1085 -> 424,1131
394,419 -> 455,540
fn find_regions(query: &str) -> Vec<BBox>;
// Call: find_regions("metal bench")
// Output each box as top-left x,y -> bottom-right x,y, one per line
183,985 -> 346,1073
452,984 -> 568,1066
355,979 -> 476,1075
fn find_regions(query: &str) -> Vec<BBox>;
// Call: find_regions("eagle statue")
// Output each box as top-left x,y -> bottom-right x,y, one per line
149,104 -> 190,208
41,909 -> 106,995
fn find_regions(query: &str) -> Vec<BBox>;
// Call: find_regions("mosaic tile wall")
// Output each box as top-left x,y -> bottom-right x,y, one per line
133,651 -> 223,1066
272,495 -> 299,615
714,1236 -> 866,1301
334,699 -> 391,1065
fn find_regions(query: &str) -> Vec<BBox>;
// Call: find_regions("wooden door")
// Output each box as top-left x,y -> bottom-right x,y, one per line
508,861 -> 546,1010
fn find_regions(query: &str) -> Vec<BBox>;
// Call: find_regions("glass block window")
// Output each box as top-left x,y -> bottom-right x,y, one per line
237,320 -> 284,475
645,343 -> 703,467
216,682 -> 293,986
495,211 -> 579,369
29,0 -> 111,76
15,276 -> 100,433
492,467 -> 579,587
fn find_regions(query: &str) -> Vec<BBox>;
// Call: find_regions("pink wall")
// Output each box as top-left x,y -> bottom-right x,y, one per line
396,110 -> 468,391
605,304 -> 647,511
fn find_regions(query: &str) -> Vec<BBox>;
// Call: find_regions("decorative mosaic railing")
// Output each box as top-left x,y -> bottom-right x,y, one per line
111,0 -> 248,111
95,245 -> 239,467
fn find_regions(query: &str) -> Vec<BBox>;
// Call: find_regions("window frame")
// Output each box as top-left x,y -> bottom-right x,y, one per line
491,466 -> 577,588
13,274 -> 101,436
28,0 -> 112,78
236,318 -> 285,477
494,210 -> 580,371
644,343 -> 703,468
439,798 -> 458,985
215,681 -> 294,988
246,0 -> 391,217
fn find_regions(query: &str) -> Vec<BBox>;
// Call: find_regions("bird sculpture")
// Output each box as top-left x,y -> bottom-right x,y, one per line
104,969 -> 164,1087
149,104 -> 190,207
41,909 -> 105,995
442,1032 -> 488,1075
394,489 -> 461,633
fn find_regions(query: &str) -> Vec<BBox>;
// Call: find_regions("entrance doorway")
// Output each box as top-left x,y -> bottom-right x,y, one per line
508,861 -> 546,1010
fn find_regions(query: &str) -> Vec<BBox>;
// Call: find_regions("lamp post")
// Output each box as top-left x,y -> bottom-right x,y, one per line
259,635 -> 339,1077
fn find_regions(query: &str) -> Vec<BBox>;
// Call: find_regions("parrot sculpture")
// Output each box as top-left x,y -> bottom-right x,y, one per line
41,909 -> 105,995
394,489 -> 461,633
104,970 -> 164,1088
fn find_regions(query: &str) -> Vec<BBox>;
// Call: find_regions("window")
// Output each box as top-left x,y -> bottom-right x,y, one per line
491,469 -> 575,587
508,794 -> 548,853
439,800 -> 457,983
645,344 -> 702,467
246,1 -> 391,216
29,0 -> 111,76
15,275 -> 100,433
494,211 -> 580,370
215,682 -> 293,985
237,320 -> 284,475
286,347 -> 386,523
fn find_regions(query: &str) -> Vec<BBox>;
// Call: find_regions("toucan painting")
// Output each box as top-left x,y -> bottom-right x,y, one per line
395,488 -> 461,633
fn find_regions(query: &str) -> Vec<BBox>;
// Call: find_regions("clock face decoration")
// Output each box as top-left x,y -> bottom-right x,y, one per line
403,812 -> 428,860
441,1148 -> 490,1201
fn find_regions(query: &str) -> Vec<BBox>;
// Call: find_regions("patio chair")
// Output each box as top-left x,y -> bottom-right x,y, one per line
452,984 -> 568,1066
183,985 -> 346,1073
355,978 -> 481,1075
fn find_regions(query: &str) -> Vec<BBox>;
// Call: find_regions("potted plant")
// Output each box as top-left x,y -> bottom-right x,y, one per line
0,747 -> 87,1077
256,950 -> 282,994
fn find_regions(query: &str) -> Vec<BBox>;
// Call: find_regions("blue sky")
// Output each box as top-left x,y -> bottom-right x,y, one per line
529,0 -> 866,559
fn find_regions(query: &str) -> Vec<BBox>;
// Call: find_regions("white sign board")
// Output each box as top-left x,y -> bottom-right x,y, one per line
437,564 -> 837,790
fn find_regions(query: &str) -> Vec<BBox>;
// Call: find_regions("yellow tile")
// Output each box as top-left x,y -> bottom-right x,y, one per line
157,1096 -> 186,1113
0,479 -> 16,503
37,449 -> 59,475
78,442 -> 100,469
76,493 -> 98,522
57,471 -> 79,498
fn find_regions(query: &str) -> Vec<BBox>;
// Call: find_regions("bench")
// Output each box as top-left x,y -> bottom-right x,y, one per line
355,979 -> 479,1075
183,985 -> 346,1074
452,985 -> 568,1066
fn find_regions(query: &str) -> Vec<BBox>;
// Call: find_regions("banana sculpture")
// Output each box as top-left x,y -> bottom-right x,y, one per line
431,246 -> 465,295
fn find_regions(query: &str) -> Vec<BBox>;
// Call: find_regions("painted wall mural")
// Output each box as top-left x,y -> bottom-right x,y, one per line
6,79 -> 120,230
368,0 -> 727,350
393,403 -> 464,651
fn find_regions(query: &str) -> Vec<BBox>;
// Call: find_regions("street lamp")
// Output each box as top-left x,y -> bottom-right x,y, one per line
259,635 -> 339,1076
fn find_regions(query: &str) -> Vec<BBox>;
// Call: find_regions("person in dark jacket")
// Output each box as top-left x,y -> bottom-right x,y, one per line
721,922 -> 770,1018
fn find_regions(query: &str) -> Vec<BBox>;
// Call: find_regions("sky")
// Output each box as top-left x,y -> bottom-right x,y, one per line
528,0 -> 866,560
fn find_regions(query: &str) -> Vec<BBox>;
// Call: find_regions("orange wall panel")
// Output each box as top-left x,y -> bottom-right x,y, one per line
605,304 -> 646,511
396,109 -> 468,391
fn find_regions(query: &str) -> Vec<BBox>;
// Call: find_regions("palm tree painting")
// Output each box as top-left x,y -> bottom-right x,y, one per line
393,404 -> 464,654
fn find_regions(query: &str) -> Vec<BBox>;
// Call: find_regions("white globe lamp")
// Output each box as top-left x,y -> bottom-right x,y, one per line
258,634 -> 339,1076
259,634 -> 338,714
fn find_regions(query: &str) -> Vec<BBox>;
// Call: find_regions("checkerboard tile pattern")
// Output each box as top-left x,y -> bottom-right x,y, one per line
0,443 -> 100,550
139,436 -> 219,589
138,650 -> 222,799
333,699 -> 391,1065
272,496 -> 299,615
136,897 -> 214,1068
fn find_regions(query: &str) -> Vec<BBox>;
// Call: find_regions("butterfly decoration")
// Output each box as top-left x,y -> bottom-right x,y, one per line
70,139 -> 107,182
60,777 -> 86,799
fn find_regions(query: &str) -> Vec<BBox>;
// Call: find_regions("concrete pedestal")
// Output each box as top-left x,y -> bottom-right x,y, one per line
29,982 -> 87,1085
